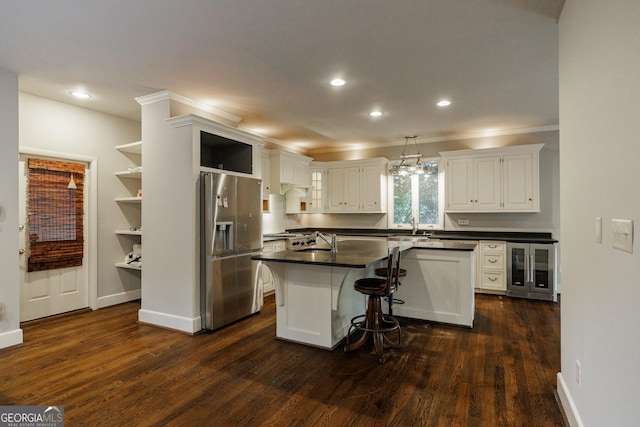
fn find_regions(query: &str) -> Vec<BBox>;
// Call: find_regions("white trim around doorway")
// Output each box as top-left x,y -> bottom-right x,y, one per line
19,147 -> 98,311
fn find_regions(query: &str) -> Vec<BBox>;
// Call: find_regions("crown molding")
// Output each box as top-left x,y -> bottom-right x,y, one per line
135,90 -> 242,126
167,114 -> 263,146
306,124 -> 559,155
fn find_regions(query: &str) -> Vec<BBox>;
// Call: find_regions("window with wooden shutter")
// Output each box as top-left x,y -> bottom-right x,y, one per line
27,158 -> 85,272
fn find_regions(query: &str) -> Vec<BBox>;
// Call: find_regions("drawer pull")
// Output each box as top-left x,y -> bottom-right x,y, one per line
488,258 -> 498,263
488,244 -> 498,248
488,276 -> 498,281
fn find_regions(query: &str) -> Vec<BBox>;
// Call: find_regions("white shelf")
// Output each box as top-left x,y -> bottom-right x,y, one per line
115,229 -> 142,236
115,262 -> 142,271
115,141 -> 142,154
115,170 -> 142,179
115,196 -> 142,203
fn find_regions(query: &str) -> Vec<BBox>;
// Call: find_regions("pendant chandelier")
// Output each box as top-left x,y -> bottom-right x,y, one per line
389,136 -> 431,176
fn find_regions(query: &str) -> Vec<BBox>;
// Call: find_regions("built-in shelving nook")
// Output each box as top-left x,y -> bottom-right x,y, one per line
115,140 -> 142,273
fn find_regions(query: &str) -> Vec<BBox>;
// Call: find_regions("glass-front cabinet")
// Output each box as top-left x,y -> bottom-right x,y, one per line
507,243 -> 555,301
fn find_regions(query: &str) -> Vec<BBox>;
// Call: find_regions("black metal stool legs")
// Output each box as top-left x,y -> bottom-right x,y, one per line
345,246 -> 402,363
344,294 -> 401,363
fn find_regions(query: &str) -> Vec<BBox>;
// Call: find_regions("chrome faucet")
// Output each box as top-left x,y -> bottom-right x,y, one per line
315,231 -> 338,253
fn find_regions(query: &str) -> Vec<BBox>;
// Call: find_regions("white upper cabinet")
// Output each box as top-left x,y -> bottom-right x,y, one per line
307,164 -> 327,213
360,163 -> 385,211
474,156 -> 502,211
327,166 -> 345,211
270,150 -> 313,194
441,144 -> 543,213
444,158 -> 474,211
261,150 -> 271,200
502,152 -> 536,211
325,158 -> 387,213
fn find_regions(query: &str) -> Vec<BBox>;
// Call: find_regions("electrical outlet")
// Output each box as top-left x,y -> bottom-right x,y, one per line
576,360 -> 581,386
458,218 -> 469,226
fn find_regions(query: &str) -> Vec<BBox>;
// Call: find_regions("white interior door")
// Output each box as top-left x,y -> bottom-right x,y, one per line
18,155 -> 90,322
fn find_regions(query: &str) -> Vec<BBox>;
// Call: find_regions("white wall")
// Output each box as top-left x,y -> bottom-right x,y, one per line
0,68 -> 22,349
18,94 -> 141,304
558,1 -> 640,425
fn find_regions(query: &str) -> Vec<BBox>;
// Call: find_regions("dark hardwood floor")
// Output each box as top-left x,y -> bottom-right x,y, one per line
0,294 -> 563,426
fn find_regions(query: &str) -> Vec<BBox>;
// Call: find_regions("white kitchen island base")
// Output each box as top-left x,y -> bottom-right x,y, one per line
393,248 -> 475,327
253,239 -> 476,350
264,262 -> 369,349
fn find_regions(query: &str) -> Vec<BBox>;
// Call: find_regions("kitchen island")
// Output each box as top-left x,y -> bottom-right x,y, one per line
253,239 -> 476,349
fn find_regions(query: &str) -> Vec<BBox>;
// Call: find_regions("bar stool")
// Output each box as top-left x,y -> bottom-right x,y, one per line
344,246 -> 402,363
374,256 -> 406,316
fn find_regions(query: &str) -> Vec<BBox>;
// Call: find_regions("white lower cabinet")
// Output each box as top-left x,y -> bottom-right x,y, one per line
476,240 -> 506,292
261,239 -> 286,294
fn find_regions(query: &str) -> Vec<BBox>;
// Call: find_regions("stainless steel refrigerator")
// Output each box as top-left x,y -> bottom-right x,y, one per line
200,171 -> 263,330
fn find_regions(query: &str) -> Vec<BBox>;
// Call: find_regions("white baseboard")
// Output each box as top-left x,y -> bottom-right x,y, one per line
96,289 -> 141,309
557,372 -> 584,427
0,328 -> 23,350
138,308 -> 200,334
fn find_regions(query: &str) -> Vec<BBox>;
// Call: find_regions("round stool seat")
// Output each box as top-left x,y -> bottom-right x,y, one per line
374,267 -> 407,278
354,277 -> 396,296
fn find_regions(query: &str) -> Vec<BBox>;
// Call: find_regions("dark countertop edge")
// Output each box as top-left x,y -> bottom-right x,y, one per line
253,242 -> 476,268
280,228 -> 557,244
411,244 -> 475,251
252,256 -> 372,269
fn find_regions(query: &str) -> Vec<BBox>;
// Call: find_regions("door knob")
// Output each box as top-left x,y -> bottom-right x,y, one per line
18,224 -> 24,231
19,249 -> 25,255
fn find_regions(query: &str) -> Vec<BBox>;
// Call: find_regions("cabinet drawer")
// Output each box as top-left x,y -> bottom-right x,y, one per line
480,241 -> 505,252
480,271 -> 506,291
481,253 -> 504,269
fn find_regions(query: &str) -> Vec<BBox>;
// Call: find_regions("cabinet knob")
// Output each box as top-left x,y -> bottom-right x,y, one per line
528,198 -> 532,201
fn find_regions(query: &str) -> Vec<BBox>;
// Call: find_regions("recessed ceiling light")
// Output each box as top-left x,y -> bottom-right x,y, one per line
330,78 -> 346,87
369,110 -> 383,117
69,90 -> 91,99
437,99 -> 451,107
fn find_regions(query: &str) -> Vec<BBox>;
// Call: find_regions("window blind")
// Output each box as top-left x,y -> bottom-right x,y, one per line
27,158 -> 85,272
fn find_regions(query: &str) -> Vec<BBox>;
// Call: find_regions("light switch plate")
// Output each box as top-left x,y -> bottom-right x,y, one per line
612,219 -> 633,253
595,217 -> 602,244
458,218 -> 469,226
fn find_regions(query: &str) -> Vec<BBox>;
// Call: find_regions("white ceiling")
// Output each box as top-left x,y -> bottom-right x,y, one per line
0,0 -> 563,154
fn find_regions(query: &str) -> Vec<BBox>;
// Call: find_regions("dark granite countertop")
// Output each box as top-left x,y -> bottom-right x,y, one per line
253,239 -> 476,268
429,231 -> 557,244
280,228 -> 557,244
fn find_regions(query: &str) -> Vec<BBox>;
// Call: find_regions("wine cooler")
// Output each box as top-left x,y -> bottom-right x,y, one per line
507,243 -> 556,301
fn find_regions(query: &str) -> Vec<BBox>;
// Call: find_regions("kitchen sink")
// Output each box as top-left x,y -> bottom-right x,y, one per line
388,235 -> 431,244
295,247 -> 332,253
